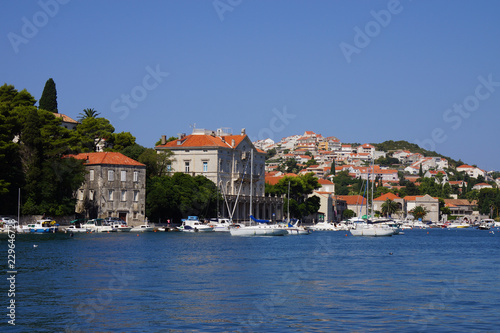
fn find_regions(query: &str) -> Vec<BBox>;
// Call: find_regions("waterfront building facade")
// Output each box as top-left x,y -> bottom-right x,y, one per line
155,128 -> 283,222
71,152 -> 147,224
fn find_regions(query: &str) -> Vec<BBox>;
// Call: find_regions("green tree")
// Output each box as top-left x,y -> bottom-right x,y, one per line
38,78 -> 58,113
78,108 -> 100,121
381,199 -> 399,217
267,173 -> 321,218
411,206 -> 427,220
330,160 -> 336,176
75,116 -> 115,152
139,148 -> 174,179
331,170 -> 356,195
106,132 -> 136,151
342,209 -> 356,219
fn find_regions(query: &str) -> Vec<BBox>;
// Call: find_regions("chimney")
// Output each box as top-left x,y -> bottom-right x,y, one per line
241,128 -> 246,136
161,135 -> 166,145
231,139 -> 235,147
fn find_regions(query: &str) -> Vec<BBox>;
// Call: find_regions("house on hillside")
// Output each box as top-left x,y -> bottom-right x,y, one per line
155,128 -> 283,222
472,183 -> 493,190
54,113 -> 79,130
443,199 -> 477,218
334,195 -> 368,218
404,194 -> 439,222
373,192 -> 404,219
424,170 -> 449,183
71,152 -> 146,225
456,165 -> 486,179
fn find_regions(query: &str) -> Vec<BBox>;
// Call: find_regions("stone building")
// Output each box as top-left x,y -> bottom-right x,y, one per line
155,128 -> 283,222
71,152 -> 146,225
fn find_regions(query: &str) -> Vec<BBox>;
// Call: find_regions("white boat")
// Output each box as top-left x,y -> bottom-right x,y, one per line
230,216 -> 288,236
349,220 -> 394,237
178,216 -> 214,232
208,218 -> 234,232
308,221 -> 339,231
81,219 -> 117,233
113,223 -> 132,232
130,224 -> 155,232
21,219 -> 58,233
65,225 -> 89,233
280,220 -> 311,235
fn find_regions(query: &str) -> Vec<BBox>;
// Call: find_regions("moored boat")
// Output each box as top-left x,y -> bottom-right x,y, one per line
230,215 -> 288,236
22,219 -> 58,233
178,216 -> 214,232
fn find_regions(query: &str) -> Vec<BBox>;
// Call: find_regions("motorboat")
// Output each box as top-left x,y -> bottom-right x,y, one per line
130,224 -> 155,232
81,219 -> 117,233
308,221 -> 339,231
21,219 -> 58,233
349,220 -> 394,237
230,215 -> 288,236
65,225 -> 89,233
113,223 -> 132,232
208,218 -> 234,232
178,216 -> 214,232
280,220 -> 311,235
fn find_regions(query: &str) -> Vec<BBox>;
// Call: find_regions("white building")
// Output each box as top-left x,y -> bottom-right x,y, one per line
155,128 -> 283,222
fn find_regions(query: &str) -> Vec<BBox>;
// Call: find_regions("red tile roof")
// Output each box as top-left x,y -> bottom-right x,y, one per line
69,152 -> 145,167
156,134 -> 248,149
373,192 -> 400,201
54,113 -> 79,124
334,195 -> 366,205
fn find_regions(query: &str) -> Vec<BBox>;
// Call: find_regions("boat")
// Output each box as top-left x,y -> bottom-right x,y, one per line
130,224 -> 155,232
281,220 -> 311,235
208,218 -> 234,232
348,160 -> 395,237
230,215 -> 288,236
446,222 -> 470,229
178,216 -> 214,232
113,223 -> 132,232
81,219 -> 117,233
21,219 -> 58,233
308,221 -> 339,231
350,219 -> 394,237
65,225 -> 89,233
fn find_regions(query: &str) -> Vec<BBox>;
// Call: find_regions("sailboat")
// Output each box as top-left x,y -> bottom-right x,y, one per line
349,159 -> 394,237
230,149 -> 287,236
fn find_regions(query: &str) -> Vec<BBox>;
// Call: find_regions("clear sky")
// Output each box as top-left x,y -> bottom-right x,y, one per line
2,0 -> 500,171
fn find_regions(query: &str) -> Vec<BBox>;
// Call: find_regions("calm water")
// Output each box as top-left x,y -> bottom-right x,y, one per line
1,228 -> 499,332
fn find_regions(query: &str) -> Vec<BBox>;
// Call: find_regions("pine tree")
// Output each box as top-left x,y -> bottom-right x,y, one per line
39,78 -> 58,113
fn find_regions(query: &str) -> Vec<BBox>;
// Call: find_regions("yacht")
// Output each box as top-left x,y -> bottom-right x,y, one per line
349,219 -> 394,237
208,218 -> 234,232
82,219 -> 117,233
178,216 -> 214,232
21,219 -> 58,233
130,224 -> 155,232
230,216 -> 288,236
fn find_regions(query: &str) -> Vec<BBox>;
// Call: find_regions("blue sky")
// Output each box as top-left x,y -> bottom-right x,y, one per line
2,0 -> 500,171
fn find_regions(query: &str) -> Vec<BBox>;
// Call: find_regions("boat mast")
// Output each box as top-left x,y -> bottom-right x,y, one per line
249,149 -> 253,219
371,157 -> 374,218
287,181 -> 290,223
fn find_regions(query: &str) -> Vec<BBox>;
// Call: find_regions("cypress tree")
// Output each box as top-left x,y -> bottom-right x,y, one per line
39,78 -> 58,113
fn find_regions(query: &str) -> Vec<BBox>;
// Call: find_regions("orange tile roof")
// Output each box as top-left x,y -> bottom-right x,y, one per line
156,134 -> 247,149
54,113 -> 79,124
334,195 -> 366,205
69,152 -> 145,167
317,178 -> 334,185
374,192 -> 400,201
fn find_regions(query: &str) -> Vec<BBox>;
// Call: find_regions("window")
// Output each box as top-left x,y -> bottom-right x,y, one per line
133,191 -> 139,202
78,190 -> 84,200
185,161 -> 190,173
133,171 -> 139,182
121,190 -> 126,201
108,190 -> 114,201
89,190 -> 94,201
121,170 -> 127,182
167,165 -> 171,172
108,170 -> 114,181
203,161 -> 208,172
89,169 -> 94,181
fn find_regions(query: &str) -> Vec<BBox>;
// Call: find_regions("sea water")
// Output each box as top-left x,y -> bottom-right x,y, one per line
1,228 -> 499,332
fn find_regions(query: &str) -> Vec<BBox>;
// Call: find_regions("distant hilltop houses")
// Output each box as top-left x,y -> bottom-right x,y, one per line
255,130 -> 496,189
